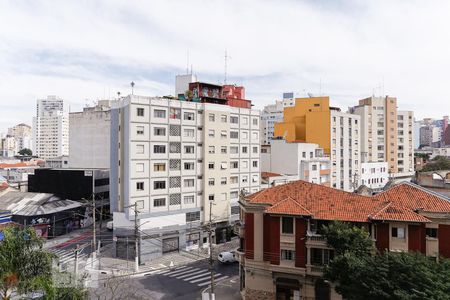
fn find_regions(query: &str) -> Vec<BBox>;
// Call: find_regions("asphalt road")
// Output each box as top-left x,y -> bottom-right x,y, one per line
90,258 -> 240,300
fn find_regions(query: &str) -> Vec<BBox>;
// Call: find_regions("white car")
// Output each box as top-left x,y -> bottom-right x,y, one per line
106,221 -> 113,231
218,251 -> 236,263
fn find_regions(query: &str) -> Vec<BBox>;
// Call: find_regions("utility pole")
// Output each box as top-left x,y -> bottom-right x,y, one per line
92,193 -> 97,265
132,202 -> 139,273
74,244 -> 79,281
209,201 -> 215,299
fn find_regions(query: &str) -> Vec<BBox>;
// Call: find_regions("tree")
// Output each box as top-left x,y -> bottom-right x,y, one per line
321,221 -> 374,256
0,226 -> 53,299
322,221 -> 450,300
421,156 -> 450,172
18,148 -> 32,156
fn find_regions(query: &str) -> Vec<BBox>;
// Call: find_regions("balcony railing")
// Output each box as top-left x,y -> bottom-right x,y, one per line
308,235 -> 326,242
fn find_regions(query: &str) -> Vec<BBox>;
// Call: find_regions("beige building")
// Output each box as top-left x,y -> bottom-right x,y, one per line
350,96 -> 414,177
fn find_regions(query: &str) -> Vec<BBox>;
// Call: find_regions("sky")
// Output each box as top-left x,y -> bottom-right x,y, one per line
1,0 -> 450,133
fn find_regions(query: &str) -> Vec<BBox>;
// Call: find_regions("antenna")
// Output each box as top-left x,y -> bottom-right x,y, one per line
186,50 -> 190,74
224,50 -> 231,85
131,82 -> 135,95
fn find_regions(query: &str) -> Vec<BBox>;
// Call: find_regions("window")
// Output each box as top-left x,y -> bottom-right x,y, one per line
281,250 -> 294,261
169,107 -> 181,119
135,200 -> 144,210
186,211 -> 200,222
220,130 -> 227,138
137,126 -> 144,135
230,131 -> 239,139
153,198 -> 166,207
252,146 -> 258,154
242,146 -> 248,153
252,118 -> 258,126
184,128 -> 195,137
209,114 -> 215,122
221,146 -> 227,154
154,181 -> 166,190
242,117 -> 248,125
169,193 -> 181,205
230,191 -> 238,198
169,159 -> 181,170
136,182 -> 144,191
231,206 -> 240,215
230,116 -> 239,124
208,162 -> 215,169
208,194 -> 215,201
154,145 -> 166,153
154,127 -> 166,136
230,146 -> 239,154
136,163 -> 144,172
230,176 -> 238,184
392,227 -> 405,239
170,142 -> 181,153
282,217 -> 294,234
242,132 -> 248,139
184,195 -> 195,204
221,177 -> 227,185
208,130 -> 215,137
184,145 -> 194,154
136,144 -> 144,154
184,162 -> 194,170
154,163 -> 166,172
231,161 -> 238,169
221,115 -> 227,122
252,132 -> 258,140
311,248 -> 334,266
252,161 -> 258,168
208,178 -> 215,186
184,179 -> 194,187
242,161 -> 248,168
184,112 -> 195,121
208,146 -> 215,154
242,175 -> 248,183
312,164 -> 317,171
221,162 -> 228,169
154,109 -> 166,118
426,228 -> 438,238
137,107 -> 144,116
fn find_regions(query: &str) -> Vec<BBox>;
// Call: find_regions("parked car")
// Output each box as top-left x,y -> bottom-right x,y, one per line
218,251 -> 236,263
106,221 -> 113,231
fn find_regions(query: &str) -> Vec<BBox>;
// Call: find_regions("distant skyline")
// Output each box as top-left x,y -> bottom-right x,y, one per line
1,0 -> 450,133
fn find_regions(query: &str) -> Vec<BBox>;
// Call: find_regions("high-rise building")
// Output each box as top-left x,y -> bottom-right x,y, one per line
274,96 -> 361,192
349,96 -> 414,177
7,123 -> 32,153
32,96 -> 69,159
260,94 -> 295,145
110,85 -> 260,259
69,100 -> 114,169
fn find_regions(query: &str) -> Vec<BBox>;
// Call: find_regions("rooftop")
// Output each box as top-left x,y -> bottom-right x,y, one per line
245,180 -> 450,223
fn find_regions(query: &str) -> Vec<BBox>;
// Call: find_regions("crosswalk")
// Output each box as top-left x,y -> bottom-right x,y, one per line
147,266 -> 229,287
49,248 -> 88,266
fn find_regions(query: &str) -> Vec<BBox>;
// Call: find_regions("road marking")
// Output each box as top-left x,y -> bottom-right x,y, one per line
175,269 -> 207,279
166,267 -> 195,276
168,268 -> 199,277
190,273 -> 222,284
197,275 -> 229,287
181,271 -> 211,281
159,264 -> 166,268
153,265 -> 187,275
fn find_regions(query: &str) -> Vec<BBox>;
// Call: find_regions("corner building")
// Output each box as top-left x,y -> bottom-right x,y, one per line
110,88 -> 260,259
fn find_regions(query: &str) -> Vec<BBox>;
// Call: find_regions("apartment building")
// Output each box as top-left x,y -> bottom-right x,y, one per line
274,97 -> 360,191
7,123 -> 32,153
360,161 -> 389,192
349,96 -> 414,177
32,96 -> 69,159
260,93 -> 295,145
238,180 -> 450,300
69,100 -> 114,169
261,140 -> 331,187
110,90 -> 260,259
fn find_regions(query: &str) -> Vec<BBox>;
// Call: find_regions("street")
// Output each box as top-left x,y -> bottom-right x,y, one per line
90,258 -> 240,300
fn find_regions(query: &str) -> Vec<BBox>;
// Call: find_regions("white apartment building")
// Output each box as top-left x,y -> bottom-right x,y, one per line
350,96 -> 414,178
32,96 -> 69,159
7,123 -> 32,154
69,100 -> 113,169
110,95 -> 260,259
0,136 -> 16,157
261,139 -> 331,186
260,94 -> 295,145
420,124 -> 441,147
361,161 -> 389,192
330,110 -> 361,191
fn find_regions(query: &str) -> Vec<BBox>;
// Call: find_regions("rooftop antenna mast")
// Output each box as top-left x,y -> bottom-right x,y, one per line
131,82 -> 135,95
186,50 -> 190,74
224,50 -> 231,85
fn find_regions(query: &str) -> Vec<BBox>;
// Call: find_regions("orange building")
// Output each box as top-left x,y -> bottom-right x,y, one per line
274,97 -> 331,154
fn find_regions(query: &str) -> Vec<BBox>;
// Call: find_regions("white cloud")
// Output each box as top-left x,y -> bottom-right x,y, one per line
0,0 -> 450,132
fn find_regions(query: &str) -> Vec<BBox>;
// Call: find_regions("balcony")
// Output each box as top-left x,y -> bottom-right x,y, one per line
307,265 -> 324,275
306,234 -> 327,246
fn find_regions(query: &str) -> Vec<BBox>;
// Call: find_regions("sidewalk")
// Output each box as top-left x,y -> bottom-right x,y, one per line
201,275 -> 241,300
43,227 -> 93,249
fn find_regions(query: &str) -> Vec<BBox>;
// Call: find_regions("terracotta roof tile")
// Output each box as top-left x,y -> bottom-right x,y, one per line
261,172 -> 283,178
375,182 -> 450,213
246,180 -> 445,223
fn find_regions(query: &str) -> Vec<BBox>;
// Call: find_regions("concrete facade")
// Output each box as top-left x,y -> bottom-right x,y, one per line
360,161 -> 389,192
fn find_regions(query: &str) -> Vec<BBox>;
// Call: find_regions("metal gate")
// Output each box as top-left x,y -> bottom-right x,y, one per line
162,237 -> 179,253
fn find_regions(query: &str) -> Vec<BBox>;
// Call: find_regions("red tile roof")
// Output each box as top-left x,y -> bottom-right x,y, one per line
246,180 -> 450,223
261,172 -> 283,178
375,182 -> 450,213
